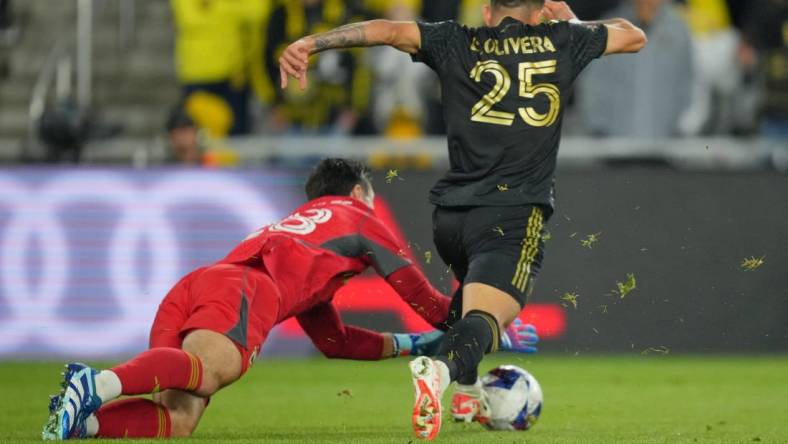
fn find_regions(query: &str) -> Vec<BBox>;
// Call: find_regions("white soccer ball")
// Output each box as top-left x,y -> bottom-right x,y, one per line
481,364 -> 543,431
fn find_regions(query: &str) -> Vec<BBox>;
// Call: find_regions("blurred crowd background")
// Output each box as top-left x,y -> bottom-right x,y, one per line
159,0 -> 787,140
0,0 -> 785,165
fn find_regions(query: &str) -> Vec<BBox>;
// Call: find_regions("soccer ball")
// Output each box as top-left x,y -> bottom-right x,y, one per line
481,365 -> 543,431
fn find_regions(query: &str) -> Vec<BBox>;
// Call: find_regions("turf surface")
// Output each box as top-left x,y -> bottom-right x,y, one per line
1,355 -> 786,443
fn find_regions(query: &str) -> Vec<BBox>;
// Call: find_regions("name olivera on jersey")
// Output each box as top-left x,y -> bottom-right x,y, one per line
412,18 -> 608,210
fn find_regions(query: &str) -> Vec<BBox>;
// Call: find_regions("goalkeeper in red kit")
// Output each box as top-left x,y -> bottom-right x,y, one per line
42,158 -> 539,440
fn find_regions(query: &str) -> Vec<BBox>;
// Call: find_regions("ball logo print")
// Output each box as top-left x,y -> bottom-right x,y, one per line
0,171 -> 277,357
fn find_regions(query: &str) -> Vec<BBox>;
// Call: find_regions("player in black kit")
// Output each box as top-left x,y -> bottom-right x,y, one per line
279,1 -> 646,440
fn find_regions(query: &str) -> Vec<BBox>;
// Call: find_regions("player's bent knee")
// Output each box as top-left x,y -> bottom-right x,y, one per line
182,329 -> 243,396
196,369 -> 225,397
157,390 -> 207,437
462,282 -> 522,328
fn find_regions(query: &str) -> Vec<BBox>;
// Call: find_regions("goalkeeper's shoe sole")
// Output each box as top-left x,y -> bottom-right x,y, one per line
42,363 -> 100,440
409,357 -> 443,440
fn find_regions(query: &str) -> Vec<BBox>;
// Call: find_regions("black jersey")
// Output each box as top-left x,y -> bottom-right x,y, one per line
412,17 -> 608,210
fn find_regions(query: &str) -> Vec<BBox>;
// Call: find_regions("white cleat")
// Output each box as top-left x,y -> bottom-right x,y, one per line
409,357 -> 444,440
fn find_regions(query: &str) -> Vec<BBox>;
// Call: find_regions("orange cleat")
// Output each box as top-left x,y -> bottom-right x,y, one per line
451,390 -> 491,425
409,357 -> 444,440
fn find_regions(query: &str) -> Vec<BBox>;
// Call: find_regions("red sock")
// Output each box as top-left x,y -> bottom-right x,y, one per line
111,348 -> 203,395
95,398 -> 171,438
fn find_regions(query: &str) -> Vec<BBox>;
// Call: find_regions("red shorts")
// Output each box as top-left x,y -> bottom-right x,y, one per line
149,263 -> 280,374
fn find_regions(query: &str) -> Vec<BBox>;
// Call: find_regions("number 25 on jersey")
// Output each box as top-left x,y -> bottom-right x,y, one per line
470,60 -> 560,128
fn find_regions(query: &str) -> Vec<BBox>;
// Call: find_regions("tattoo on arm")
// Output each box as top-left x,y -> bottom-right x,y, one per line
584,18 -> 633,29
311,23 -> 368,54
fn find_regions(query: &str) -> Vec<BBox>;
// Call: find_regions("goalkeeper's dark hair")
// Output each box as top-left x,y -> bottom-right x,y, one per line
491,0 -> 545,10
305,158 -> 372,200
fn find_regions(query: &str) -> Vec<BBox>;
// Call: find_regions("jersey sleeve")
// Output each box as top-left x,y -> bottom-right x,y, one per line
385,266 -> 452,330
296,302 -> 385,361
567,22 -> 609,78
360,216 -> 452,330
411,20 -> 466,72
353,215 -> 412,278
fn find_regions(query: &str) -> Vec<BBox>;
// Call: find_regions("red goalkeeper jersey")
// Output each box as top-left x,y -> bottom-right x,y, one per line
219,196 -> 451,360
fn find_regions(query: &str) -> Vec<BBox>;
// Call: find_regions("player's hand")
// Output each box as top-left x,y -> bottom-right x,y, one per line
279,38 -> 314,91
392,331 -> 444,357
500,318 -> 539,354
541,1 -> 578,22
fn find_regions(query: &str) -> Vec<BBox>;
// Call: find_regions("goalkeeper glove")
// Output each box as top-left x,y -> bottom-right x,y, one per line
391,330 -> 444,357
392,319 -> 539,357
500,318 -> 539,354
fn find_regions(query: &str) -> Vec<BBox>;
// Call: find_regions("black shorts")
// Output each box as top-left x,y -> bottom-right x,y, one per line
432,205 -> 547,307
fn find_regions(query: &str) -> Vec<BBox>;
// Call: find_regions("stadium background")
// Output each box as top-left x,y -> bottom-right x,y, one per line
1,166 -> 786,359
0,0 -> 786,442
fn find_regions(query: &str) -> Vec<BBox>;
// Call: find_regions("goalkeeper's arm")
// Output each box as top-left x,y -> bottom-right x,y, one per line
391,318 -> 540,357
296,302 -> 388,360
294,301 -> 439,360
297,301 -> 539,360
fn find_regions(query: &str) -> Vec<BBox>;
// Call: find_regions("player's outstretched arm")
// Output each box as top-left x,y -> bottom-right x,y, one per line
279,20 -> 420,89
597,18 -> 647,54
295,302 -> 445,360
297,302 -> 395,360
391,320 -> 540,357
541,0 -> 646,55
384,265 -> 453,330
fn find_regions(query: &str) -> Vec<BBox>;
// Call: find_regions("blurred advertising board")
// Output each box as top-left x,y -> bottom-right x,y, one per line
0,167 -> 785,359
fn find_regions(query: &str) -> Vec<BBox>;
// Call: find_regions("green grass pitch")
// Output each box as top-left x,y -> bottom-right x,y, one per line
1,355 -> 787,443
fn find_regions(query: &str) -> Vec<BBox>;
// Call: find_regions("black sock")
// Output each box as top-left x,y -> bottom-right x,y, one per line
434,310 -> 500,383
457,368 -> 479,386
445,288 -> 464,327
